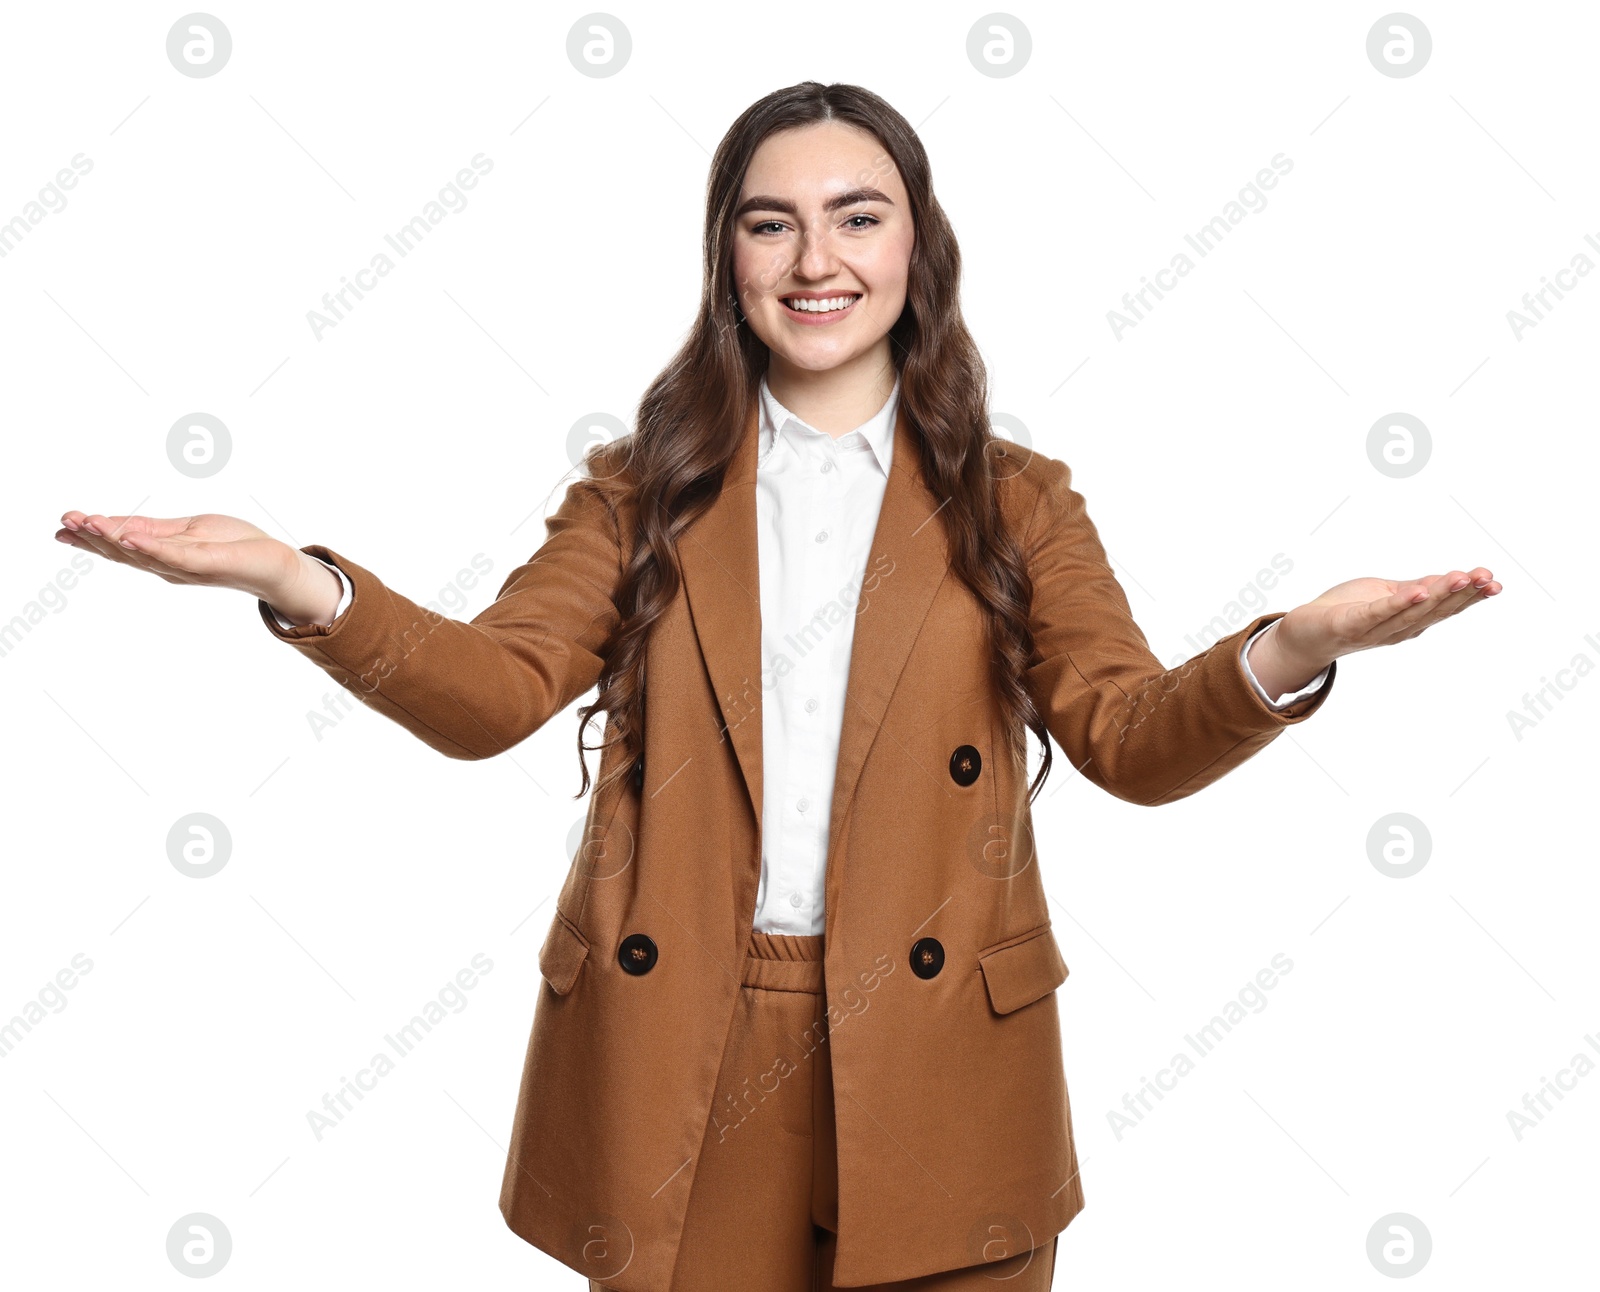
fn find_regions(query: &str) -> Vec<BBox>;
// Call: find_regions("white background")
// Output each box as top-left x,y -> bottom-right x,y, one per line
1,1 -> 1593,1288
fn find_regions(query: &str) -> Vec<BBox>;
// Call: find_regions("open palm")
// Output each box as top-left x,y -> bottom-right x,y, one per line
55,510 -> 296,599
1276,568 -> 1501,663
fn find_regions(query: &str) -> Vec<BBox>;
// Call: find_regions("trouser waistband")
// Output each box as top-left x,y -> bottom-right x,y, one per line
742,930 -> 824,993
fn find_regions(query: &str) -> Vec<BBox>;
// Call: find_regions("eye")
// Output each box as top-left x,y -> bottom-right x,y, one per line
844,214 -> 879,230
751,221 -> 787,235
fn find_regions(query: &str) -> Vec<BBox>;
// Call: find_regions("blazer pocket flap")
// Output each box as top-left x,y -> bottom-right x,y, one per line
979,925 -> 1068,1015
538,911 -> 590,996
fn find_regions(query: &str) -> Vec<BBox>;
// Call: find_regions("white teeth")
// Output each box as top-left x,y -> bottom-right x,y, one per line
784,294 -> 859,313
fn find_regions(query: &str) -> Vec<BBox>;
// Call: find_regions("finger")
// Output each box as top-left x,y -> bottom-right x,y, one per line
79,512 -> 145,542
1357,573 -> 1460,641
1433,578 -> 1495,618
1377,573 -> 1491,641
67,513 -> 206,583
65,508 -> 195,540
1440,567 -> 1499,593
1409,570 -> 1470,608
93,513 -> 197,540
61,523 -> 187,582
1415,568 -> 1500,601
74,512 -> 184,541
58,515 -> 143,564
1440,569 -> 1484,594
1428,570 -> 1495,610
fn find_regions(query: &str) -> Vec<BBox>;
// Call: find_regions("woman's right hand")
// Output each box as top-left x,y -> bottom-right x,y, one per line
55,510 -> 343,626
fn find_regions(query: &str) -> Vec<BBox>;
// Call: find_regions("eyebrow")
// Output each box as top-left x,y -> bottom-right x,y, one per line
734,186 -> 895,219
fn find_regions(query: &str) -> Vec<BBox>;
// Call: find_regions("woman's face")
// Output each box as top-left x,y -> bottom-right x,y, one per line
731,121 -> 914,376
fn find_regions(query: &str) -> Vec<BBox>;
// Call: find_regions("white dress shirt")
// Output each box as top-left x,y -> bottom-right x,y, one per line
268,375 -> 1328,934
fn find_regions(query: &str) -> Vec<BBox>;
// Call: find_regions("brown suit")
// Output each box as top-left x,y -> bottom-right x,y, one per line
261,400 -> 1335,1288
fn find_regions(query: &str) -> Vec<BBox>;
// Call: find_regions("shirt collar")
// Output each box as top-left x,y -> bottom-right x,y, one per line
756,372 -> 899,477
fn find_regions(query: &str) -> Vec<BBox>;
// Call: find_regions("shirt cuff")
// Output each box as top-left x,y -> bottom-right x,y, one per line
1239,619 -> 1329,710
266,556 -> 353,631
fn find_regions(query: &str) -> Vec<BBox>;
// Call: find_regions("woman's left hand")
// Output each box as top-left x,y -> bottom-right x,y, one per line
1250,568 -> 1503,696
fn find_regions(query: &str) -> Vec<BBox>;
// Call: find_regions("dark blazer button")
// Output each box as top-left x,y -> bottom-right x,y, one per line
631,756 -> 644,794
949,745 -> 982,787
618,933 -> 657,975
910,937 -> 945,979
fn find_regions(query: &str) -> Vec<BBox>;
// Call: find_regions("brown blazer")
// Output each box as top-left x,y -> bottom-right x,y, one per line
262,400 -> 1335,1288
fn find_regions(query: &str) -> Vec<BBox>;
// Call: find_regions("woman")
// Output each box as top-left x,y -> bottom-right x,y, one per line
57,82 -> 1498,1291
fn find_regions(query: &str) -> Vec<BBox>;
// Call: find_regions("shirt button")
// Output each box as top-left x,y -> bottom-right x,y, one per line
821,460 -> 833,473
805,697 -> 818,713
789,891 -> 804,907
815,530 -> 828,543
797,797 -> 809,812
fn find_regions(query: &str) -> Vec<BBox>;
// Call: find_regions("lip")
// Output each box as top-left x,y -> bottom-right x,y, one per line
778,291 -> 862,326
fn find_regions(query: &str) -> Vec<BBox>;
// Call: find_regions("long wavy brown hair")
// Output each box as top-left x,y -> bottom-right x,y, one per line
573,80 -> 1054,805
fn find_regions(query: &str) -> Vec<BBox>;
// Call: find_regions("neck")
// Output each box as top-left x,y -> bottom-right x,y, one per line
765,344 -> 897,439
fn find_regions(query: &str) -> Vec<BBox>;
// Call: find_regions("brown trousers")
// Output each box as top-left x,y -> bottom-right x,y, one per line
591,931 -> 1057,1291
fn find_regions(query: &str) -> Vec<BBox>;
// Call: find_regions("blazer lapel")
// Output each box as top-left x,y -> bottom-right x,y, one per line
824,402 -> 952,870
678,395 -> 953,863
678,401 -> 766,826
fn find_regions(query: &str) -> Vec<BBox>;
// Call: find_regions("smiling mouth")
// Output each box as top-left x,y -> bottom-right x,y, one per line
781,293 -> 862,315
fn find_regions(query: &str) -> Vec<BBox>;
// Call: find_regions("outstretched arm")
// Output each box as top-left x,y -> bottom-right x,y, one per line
1022,459 -> 1499,805
258,476 -> 625,760
58,466 -> 628,761
1021,458 -> 1334,807
1017,457 -> 1331,805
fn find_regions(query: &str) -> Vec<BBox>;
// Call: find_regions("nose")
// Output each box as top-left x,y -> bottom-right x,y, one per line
795,227 -> 842,282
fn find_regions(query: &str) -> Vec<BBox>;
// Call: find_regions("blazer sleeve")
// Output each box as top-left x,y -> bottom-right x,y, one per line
1021,457 -> 1335,806
257,473 -> 624,760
